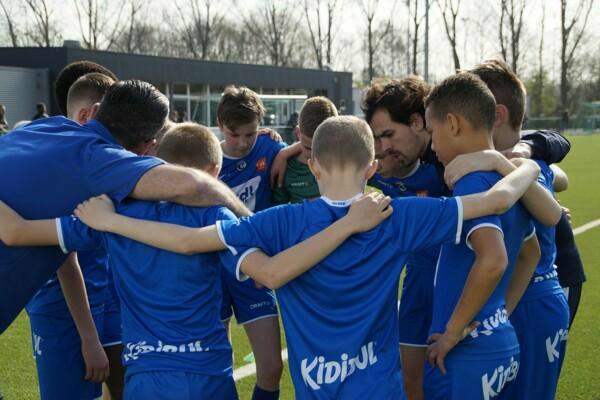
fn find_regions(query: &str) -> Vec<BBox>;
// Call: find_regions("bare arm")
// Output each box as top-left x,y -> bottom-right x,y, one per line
459,159 -> 540,220
74,195 -> 224,255
445,151 -> 561,226
427,228 -> 507,374
131,164 -> 251,217
239,193 -> 393,289
506,235 -> 540,315
57,254 -> 109,383
0,200 -> 58,246
550,164 -> 569,192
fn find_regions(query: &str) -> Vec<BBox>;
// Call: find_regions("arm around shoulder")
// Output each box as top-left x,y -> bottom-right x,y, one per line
131,164 -> 250,216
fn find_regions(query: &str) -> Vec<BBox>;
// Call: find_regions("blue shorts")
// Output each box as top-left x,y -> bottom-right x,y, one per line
101,278 -> 122,347
29,312 -> 104,400
398,265 -> 434,346
124,371 -> 238,400
220,268 -> 278,325
424,353 -> 520,400
506,290 -> 569,400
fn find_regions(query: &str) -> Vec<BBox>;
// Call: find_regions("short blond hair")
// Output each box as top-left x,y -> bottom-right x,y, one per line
299,96 -> 338,138
157,123 -> 221,170
312,116 -> 374,170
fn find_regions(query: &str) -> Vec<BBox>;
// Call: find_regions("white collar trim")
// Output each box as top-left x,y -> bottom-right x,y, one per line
320,193 -> 363,207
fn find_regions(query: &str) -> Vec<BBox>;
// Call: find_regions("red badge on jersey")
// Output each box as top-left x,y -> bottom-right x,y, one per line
416,190 -> 429,197
256,157 -> 267,172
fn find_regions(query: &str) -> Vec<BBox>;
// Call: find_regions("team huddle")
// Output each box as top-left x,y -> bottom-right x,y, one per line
0,58 -> 578,400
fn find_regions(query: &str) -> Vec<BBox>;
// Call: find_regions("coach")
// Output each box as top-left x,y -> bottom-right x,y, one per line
0,80 -> 248,333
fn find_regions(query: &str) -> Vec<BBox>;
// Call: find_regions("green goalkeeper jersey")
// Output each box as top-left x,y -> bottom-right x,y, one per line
272,156 -> 320,204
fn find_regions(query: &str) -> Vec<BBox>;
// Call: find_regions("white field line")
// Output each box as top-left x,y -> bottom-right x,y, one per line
234,348 -> 288,381
232,218 -> 600,382
573,218 -> 600,236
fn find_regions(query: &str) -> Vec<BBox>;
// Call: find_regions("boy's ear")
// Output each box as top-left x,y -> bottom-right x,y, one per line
365,159 -> 378,180
88,103 -> 100,120
446,113 -> 460,136
494,104 -> 509,128
294,126 -> 301,141
409,113 -> 425,131
76,107 -> 90,124
217,118 -> 224,131
207,163 -> 221,178
307,158 -> 320,180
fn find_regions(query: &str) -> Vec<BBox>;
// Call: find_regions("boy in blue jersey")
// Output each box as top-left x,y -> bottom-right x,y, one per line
365,76 -> 448,400
443,59 -> 570,400
25,71 -> 123,400
216,86 -> 286,399
68,115 -> 548,399
0,122 -> 395,399
422,72 -> 562,400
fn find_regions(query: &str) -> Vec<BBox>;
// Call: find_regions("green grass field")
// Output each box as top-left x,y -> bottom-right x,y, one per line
1,133 -> 599,399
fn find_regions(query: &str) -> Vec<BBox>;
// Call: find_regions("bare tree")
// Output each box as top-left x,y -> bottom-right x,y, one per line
175,0 -> 225,60
497,0 -> 525,73
73,0 -> 125,50
120,0 -> 147,53
436,0 -> 461,71
304,0 -> 338,69
407,0 -> 429,75
241,1 -> 302,67
24,0 -> 60,47
560,0 -> 595,114
359,0 -> 395,82
533,3 -> 545,116
0,0 -> 19,46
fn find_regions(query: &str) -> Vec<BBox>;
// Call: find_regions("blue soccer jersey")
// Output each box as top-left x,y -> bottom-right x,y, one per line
216,195 -> 463,399
507,160 -> 570,400
370,160 -> 448,270
0,117 -> 163,332
219,135 -> 286,212
26,249 -> 109,318
431,171 -> 535,360
522,160 -> 562,300
56,201 -> 236,378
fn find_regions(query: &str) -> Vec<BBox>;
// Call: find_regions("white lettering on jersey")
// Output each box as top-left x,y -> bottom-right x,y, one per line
469,308 -> 509,339
232,176 -> 261,212
123,340 -> 208,362
301,341 -> 378,390
481,356 -> 519,400
33,333 -> 42,357
546,328 -> 568,363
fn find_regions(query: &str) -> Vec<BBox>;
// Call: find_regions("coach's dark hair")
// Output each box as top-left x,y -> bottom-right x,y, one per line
54,61 -> 117,116
362,76 -> 431,125
470,59 -> 526,131
424,72 -> 496,132
95,80 -> 169,150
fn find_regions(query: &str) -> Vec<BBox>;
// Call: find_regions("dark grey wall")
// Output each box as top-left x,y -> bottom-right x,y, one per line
0,47 -> 353,115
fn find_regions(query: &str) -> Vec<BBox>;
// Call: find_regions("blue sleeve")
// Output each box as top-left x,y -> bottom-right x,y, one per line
454,173 -> 503,249
86,144 -> 164,202
391,196 -> 461,253
534,160 -> 555,193
520,130 -> 570,164
57,216 -> 105,253
217,206 -> 288,256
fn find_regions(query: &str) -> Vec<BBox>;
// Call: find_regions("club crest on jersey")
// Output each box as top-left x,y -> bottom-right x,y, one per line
236,160 -> 247,172
256,157 -> 267,172
394,181 -> 407,192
